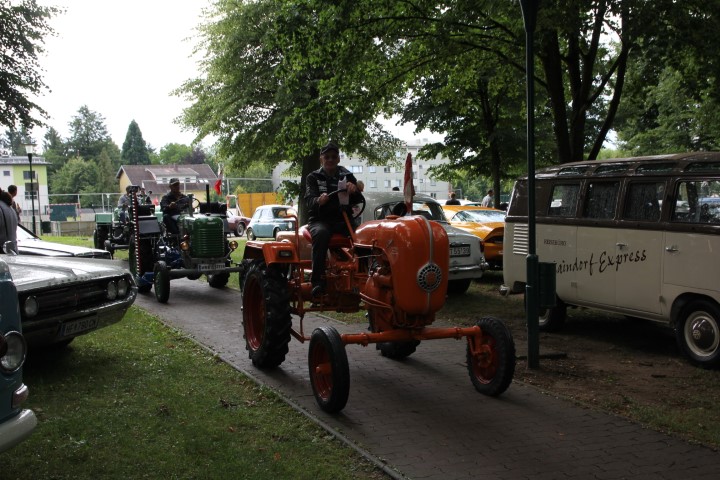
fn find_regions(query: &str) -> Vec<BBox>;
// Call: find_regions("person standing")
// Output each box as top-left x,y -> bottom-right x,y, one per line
481,189 -> 494,208
7,185 -> 21,219
445,192 -> 461,205
0,189 -> 19,253
304,142 -> 364,297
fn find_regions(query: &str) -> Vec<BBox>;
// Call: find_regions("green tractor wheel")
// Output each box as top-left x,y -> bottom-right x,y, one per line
154,261 -> 171,303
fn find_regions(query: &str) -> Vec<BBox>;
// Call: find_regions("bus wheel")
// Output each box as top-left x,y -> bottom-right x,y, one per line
524,294 -> 566,332
676,300 -> 720,368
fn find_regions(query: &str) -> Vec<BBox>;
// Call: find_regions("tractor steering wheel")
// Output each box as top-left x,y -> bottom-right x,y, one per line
326,189 -> 366,220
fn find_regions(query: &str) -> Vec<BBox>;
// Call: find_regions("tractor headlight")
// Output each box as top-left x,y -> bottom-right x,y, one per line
228,240 -> 238,251
106,281 -> 118,300
180,241 -> 190,251
23,296 -> 39,318
0,331 -> 27,373
117,278 -> 129,297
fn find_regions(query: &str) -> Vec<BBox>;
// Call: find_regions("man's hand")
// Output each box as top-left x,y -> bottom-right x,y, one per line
318,193 -> 329,206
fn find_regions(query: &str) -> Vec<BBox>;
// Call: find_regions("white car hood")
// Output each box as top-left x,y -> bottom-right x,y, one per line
2,255 -> 129,291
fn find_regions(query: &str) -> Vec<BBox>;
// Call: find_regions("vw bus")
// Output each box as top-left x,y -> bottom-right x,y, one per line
503,152 -> 720,367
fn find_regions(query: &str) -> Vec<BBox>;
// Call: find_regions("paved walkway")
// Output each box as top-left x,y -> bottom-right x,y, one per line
135,279 -> 720,480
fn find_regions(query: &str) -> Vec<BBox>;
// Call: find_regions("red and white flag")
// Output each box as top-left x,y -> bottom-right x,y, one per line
403,153 -> 414,215
214,164 -> 224,195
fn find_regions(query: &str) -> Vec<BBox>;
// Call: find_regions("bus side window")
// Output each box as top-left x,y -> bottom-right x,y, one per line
547,184 -> 579,217
624,182 -> 663,222
584,181 -> 620,219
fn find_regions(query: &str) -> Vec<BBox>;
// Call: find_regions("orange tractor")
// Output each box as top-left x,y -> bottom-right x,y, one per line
240,197 -> 515,413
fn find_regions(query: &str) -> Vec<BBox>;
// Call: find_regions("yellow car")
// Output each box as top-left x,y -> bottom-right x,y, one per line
441,205 -> 505,269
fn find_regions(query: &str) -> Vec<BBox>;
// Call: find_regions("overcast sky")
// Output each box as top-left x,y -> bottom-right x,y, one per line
33,0 -> 436,153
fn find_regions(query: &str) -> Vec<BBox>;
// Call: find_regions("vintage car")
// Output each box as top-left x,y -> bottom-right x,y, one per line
442,205 -> 505,269
226,209 -> 251,237
2,254 -> 137,348
0,258 -> 36,453
17,224 -> 111,259
246,204 -> 296,240
277,192 -> 487,294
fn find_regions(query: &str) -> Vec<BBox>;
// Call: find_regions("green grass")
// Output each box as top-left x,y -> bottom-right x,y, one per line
2,307 -> 384,479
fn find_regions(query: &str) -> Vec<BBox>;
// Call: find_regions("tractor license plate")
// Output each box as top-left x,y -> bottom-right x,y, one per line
450,245 -> 471,257
198,263 -> 226,271
62,317 -> 99,337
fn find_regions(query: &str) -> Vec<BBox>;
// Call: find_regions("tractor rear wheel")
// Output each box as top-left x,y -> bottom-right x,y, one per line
207,272 -> 229,288
467,316 -> 515,397
308,326 -> 350,413
241,261 -> 292,368
154,261 -> 171,303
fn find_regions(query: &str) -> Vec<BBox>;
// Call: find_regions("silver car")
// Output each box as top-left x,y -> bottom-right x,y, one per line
360,192 -> 487,294
3,254 -> 137,348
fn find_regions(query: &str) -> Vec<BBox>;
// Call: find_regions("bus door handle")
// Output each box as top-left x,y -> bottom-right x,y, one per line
616,242 -> 627,249
665,245 -> 679,253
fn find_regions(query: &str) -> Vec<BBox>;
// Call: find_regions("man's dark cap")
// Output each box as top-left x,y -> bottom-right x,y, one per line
170,177 -> 180,185
320,142 -> 339,155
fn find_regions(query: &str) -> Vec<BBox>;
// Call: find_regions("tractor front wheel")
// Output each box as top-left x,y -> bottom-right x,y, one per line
467,316 -> 515,397
308,326 -> 350,413
241,261 -> 292,368
208,272 -> 229,288
154,261 -> 171,303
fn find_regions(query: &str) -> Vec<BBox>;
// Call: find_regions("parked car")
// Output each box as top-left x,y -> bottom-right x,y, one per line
246,204 -> 296,240
0,258 -> 36,453
17,224 -> 111,259
442,205 -> 505,269
2,253 -> 137,348
227,209 -> 251,237
359,192 -> 488,293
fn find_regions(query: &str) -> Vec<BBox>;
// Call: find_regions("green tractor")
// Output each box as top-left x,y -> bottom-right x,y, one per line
93,187 -> 159,254
130,190 -> 243,303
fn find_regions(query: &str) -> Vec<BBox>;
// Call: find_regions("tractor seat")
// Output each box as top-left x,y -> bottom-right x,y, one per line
300,226 -> 352,248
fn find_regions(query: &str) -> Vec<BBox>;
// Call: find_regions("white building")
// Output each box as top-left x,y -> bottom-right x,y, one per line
272,140 -> 452,199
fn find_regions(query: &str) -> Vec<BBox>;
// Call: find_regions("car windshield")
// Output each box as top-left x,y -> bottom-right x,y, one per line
454,209 -> 505,223
375,201 -> 448,222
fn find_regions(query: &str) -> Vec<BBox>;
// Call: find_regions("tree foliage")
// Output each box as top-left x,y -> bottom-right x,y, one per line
121,120 -> 151,165
0,0 -> 60,130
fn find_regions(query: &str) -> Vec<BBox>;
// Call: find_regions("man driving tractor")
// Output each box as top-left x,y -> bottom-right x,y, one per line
160,178 -> 189,234
304,141 -> 364,298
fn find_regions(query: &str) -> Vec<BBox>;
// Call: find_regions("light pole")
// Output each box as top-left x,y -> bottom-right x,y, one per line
23,142 -> 37,235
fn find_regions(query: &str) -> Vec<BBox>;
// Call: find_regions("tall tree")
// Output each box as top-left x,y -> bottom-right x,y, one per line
121,120 -> 151,165
66,105 -> 114,160
0,1 -> 60,131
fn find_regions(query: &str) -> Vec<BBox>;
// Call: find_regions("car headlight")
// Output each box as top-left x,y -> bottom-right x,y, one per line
117,278 -> 129,297
1,331 -> 27,373
106,281 -> 118,300
23,296 -> 39,318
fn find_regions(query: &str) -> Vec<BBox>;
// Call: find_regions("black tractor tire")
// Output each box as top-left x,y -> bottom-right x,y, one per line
467,316 -> 516,397
246,228 -> 256,241
368,310 -> 420,360
154,261 -> 171,304
207,272 -> 230,288
308,326 -> 350,413
241,261 -> 292,368
675,299 -> 720,368
447,278 -> 472,295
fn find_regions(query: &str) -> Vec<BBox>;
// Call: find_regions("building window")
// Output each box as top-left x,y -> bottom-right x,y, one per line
383,180 -> 391,188
369,166 -> 376,173
369,179 -> 377,188
430,179 -> 436,186
23,170 -> 36,180
2,170 -> 9,176
185,177 -> 191,183
383,166 -> 391,173
393,179 -> 401,188
350,165 -> 363,173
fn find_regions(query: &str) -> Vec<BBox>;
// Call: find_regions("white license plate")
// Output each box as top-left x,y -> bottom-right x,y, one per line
198,263 -> 226,271
62,317 -> 99,336
450,245 -> 471,257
